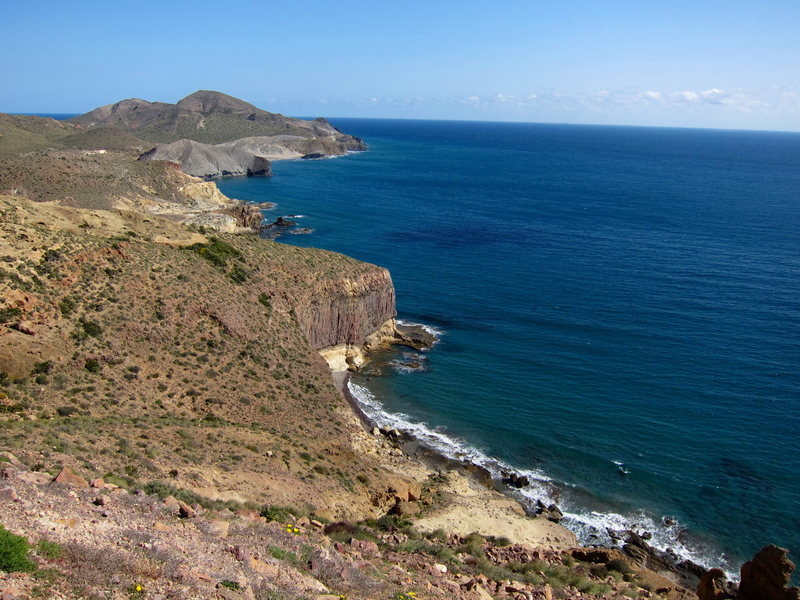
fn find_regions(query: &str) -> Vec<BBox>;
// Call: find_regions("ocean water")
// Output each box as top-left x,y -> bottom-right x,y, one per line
217,119 -> 800,577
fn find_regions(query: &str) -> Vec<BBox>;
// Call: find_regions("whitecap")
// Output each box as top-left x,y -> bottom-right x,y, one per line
347,379 -> 738,581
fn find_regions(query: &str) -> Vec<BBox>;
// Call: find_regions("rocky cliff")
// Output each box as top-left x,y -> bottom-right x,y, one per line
139,139 -> 273,180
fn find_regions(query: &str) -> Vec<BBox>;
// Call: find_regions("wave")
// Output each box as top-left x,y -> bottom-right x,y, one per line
347,379 -> 737,580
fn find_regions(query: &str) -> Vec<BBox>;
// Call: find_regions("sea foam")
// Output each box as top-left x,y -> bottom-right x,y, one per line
348,379 -> 737,580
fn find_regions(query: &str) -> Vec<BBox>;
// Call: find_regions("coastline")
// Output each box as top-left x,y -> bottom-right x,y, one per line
332,369 -> 578,551
331,351 -> 735,587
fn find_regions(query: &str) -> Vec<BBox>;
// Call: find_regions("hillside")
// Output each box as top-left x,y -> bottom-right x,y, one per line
68,90 -> 367,149
0,196 -> 696,600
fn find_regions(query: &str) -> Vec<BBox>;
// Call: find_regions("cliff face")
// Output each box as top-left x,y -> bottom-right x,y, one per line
0,196 -> 405,521
295,268 -> 397,351
139,139 -> 274,180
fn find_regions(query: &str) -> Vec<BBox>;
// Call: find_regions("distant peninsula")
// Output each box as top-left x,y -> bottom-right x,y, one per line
0,91 -> 366,231
70,90 -> 367,179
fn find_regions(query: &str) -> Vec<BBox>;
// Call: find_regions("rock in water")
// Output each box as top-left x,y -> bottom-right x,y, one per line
738,545 -> 800,600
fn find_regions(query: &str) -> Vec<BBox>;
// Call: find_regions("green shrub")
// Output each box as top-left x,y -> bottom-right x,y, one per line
0,525 -> 36,572
35,540 -> 63,560
261,505 -> 301,522
188,238 -> 241,267
228,265 -> 248,283
84,359 -> 101,373
0,307 -> 21,324
258,293 -> 272,310
32,361 -> 53,375
58,297 -> 76,316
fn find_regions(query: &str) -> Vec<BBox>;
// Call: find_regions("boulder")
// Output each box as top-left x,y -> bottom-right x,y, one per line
53,467 -> 88,487
502,471 -> 530,488
697,568 -> 734,600
738,545 -> 800,600
0,487 -> 19,502
392,501 -> 420,517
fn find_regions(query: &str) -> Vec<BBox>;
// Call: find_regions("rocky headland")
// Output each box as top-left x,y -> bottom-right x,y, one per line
0,96 -> 797,599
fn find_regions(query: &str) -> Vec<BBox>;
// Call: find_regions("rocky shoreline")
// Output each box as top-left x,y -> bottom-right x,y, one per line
327,334 -> 800,599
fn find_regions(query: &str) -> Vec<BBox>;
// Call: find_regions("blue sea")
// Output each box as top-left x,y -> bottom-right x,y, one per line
216,119 -> 800,578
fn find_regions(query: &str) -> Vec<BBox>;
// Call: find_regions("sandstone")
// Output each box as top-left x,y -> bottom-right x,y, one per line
203,519 -> 230,538
16,471 -> 52,485
53,466 -> 88,487
392,501 -> 420,517
163,495 -> 180,509
89,477 -> 105,488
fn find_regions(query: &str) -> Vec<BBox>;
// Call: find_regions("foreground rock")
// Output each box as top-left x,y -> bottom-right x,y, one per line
738,545 -> 800,600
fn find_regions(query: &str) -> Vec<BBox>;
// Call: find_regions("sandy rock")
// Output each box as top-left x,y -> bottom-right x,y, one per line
312,508 -> 335,522
90,477 -> 106,488
393,501 -> 420,517
473,584 -> 494,600
17,471 -> 52,485
53,466 -> 88,487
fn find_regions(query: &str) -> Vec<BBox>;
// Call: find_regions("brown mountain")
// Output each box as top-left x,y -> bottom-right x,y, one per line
67,90 -> 367,149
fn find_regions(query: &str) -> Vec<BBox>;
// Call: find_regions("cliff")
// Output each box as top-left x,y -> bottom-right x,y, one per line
139,138 -> 274,180
0,195 -> 410,517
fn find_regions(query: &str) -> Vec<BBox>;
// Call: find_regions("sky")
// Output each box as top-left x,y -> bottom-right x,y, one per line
2,0 -> 799,131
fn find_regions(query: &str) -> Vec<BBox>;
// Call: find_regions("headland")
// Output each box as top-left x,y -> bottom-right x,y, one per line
0,93 -> 796,599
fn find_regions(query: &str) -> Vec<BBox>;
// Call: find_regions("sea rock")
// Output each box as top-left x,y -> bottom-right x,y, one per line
266,216 -> 296,228
738,545 -> 800,600
502,471 -> 531,489
222,204 -> 265,231
393,322 -> 436,350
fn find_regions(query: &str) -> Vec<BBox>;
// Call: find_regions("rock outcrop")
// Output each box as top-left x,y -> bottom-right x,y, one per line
302,270 -> 397,351
139,139 -> 273,180
738,545 -> 800,600
697,568 -> 734,600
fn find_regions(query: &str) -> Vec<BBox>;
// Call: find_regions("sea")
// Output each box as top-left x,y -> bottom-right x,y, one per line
217,119 -> 800,578
41,111 -> 800,576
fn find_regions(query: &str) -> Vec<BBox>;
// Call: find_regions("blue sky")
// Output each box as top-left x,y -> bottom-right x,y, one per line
2,0 -> 799,130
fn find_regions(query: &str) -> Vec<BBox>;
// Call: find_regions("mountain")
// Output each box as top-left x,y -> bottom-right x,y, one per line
68,90 -> 367,149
